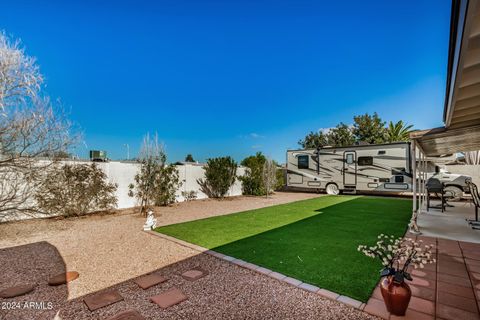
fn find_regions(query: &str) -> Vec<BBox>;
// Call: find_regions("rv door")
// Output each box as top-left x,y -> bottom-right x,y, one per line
343,151 -> 356,186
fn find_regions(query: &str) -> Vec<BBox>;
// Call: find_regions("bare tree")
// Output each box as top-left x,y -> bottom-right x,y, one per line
0,31 -> 42,112
262,158 -> 277,198
0,32 -> 75,221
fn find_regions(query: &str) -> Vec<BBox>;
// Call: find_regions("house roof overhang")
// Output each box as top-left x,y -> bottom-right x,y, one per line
412,0 -> 480,156
444,0 -> 480,128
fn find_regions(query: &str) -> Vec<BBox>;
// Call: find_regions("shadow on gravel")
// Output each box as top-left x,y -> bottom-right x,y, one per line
0,241 -> 68,320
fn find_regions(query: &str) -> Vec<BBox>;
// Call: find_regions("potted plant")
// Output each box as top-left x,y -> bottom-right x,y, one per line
358,234 -> 435,316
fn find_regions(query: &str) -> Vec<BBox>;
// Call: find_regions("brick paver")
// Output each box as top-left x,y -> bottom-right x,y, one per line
363,236 -> 480,320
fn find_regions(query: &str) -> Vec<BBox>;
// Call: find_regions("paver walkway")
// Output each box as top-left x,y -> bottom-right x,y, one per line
364,235 -> 480,320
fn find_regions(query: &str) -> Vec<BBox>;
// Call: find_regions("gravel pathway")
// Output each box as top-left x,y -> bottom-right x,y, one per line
0,192 -> 377,319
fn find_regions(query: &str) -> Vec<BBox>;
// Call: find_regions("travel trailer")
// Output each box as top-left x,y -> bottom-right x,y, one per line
286,142 -> 470,196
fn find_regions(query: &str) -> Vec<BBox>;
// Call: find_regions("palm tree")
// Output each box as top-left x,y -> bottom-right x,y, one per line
385,120 -> 413,142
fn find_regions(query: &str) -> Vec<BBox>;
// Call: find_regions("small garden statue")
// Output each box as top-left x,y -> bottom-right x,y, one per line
358,234 -> 435,316
143,209 -> 157,231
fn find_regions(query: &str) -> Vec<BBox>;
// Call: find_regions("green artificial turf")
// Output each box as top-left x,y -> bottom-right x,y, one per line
155,195 -> 412,302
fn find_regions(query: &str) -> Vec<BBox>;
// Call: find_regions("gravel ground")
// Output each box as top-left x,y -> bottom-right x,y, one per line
0,192 -> 377,320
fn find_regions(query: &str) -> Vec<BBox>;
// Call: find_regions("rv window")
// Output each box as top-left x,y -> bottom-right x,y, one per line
358,156 -> 373,166
346,154 -> 354,164
298,155 -> 309,169
378,150 -> 386,155
392,168 -> 406,175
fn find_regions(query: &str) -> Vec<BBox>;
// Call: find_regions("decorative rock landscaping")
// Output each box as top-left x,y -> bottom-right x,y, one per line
106,309 -> 145,320
0,193 -> 382,320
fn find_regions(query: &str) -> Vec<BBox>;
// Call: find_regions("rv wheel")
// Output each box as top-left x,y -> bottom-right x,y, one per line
326,183 -> 339,195
443,185 -> 463,201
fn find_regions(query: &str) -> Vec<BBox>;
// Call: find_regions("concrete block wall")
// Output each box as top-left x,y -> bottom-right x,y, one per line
1,160 -> 246,222
83,160 -> 246,209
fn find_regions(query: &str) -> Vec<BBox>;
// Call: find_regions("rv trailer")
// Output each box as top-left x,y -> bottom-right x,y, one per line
286,142 -> 413,195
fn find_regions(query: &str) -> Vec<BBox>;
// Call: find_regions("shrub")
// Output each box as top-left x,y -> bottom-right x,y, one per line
35,163 -> 118,217
181,190 -> 198,201
275,167 -> 286,191
198,156 -> 237,198
239,152 -> 266,196
128,134 -> 180,214
154,164 -> 180,206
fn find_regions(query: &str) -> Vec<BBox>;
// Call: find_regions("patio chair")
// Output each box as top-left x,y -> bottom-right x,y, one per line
426,178 -> 446,212
466,181 -> 480,230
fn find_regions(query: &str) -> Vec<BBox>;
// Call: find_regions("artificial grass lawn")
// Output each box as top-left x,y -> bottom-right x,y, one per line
155,195 -> 412,302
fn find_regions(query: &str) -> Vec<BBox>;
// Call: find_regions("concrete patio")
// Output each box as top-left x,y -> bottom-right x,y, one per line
417,200 -> 480,244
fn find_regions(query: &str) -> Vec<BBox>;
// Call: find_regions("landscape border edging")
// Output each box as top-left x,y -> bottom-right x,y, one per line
146,230 -> 366,312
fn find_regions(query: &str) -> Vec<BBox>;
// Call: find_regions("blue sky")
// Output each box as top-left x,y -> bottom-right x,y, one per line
1,0 -> 451,163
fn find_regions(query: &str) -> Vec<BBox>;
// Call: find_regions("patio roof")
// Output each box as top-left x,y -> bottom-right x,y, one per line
411,0 -> 480,156
410,124 -> 480,156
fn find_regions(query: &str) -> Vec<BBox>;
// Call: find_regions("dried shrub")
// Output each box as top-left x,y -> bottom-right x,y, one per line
35,163 -> 118,217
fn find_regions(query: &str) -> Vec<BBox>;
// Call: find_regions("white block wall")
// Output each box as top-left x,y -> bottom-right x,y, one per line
95,161 -> 246,208
1,160 -> 246,222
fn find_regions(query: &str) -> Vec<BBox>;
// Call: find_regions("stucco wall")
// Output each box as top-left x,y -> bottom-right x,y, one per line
82,160 -> 246,209
1,160 -> 246,222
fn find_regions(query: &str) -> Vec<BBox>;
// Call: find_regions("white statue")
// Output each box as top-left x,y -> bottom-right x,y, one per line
143,209 -> 157,231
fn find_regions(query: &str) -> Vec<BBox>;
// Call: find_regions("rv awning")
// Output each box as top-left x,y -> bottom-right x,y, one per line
410,125 -> 480,156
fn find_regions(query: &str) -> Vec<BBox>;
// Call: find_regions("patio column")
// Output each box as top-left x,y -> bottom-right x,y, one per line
409,141 -> 420,233
419,152 -> 425,212
424,153 -> 427,209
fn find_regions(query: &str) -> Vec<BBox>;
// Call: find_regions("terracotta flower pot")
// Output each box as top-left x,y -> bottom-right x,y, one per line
380,275 -> 411,316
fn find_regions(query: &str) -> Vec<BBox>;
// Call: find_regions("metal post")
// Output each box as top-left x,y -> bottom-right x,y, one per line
420,151 -> 425,212
410,141 -> 420,233
422,153 -> 427,211
418,152 -> 422,212
420,153 -> 424,211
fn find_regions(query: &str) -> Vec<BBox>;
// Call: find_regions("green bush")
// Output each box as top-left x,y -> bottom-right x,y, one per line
128,134 -> 181,214
239,152 -> 266,196
198,156 -> 237,198
35,163 -> 118,217
275,168 -> 285,191
153,164 -> 181,206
